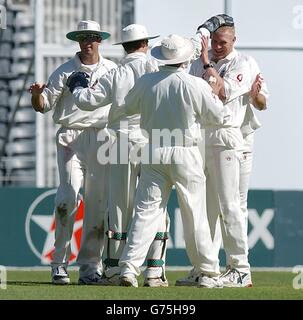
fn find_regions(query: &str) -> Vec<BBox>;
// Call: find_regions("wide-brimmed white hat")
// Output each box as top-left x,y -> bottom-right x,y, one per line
113,24 -> 159,45
151,34 -> 195,65
66,20 -> 111,41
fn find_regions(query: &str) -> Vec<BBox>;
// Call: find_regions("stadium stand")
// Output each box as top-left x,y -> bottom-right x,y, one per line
0,0 -> 35,186
0,0 -> 133,186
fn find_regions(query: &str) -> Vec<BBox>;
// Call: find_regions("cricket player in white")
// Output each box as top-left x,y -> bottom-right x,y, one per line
239,66 -> 268,232
118,34 -> 231,288
30,21 -> 117,285
69,25 -> 171,287
180,15 -> 269,287
177,60 -> 269,288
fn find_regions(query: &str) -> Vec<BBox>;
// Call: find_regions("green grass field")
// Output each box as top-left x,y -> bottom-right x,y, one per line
0,270 -> 302,300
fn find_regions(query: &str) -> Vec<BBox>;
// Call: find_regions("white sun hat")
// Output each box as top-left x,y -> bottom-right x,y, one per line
113,24 -> 159,45
66,20 -> 111,41
151,34 -> 195,65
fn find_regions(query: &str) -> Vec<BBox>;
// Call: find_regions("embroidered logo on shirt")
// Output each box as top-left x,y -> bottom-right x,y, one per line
236,74 -> 243,82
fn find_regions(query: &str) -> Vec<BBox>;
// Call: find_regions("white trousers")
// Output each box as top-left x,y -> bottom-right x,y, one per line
239,132 -> 255,236
239,151 -> 253,234
103,134 -> 170,279
119,146 -> 220,277
205,145 -> 250,273
51,127 -> 109,277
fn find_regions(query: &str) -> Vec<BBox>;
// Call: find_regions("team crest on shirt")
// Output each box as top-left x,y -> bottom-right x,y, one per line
236,74 -> 243,82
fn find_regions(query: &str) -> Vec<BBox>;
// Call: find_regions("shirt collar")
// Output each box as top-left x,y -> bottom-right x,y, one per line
121,52 -> 147,64
74,52 -> 102,71
158,65 -> 185,73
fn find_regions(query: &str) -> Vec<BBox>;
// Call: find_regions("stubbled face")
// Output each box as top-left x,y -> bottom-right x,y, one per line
78,35 -> 101,56
211,28 -> 235,62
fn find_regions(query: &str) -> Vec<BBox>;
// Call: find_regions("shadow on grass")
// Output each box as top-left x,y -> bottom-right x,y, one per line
6,281 -> 80,286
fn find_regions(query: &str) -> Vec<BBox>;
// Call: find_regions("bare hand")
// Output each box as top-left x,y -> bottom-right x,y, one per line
29,82 -> 46,96
250,73 -> 263,100
200,36 -> 209,65
208,76 -> 220,96
29,82 -> 46,112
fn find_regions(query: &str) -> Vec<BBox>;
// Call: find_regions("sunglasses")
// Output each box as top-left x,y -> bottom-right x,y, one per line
77,34 -> 101,42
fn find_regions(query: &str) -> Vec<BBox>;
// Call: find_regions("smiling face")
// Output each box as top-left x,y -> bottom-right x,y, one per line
211,26 -> 236,62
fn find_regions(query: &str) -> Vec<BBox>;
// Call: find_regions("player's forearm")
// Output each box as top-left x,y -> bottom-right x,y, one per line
31,94 -> 45,113
73,87 -> 109,111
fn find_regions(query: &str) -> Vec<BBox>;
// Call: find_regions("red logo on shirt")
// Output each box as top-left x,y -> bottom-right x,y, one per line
236,74 -> 243,82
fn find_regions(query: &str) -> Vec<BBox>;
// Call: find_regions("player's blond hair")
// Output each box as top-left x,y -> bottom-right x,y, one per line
214,25 -> 235,37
